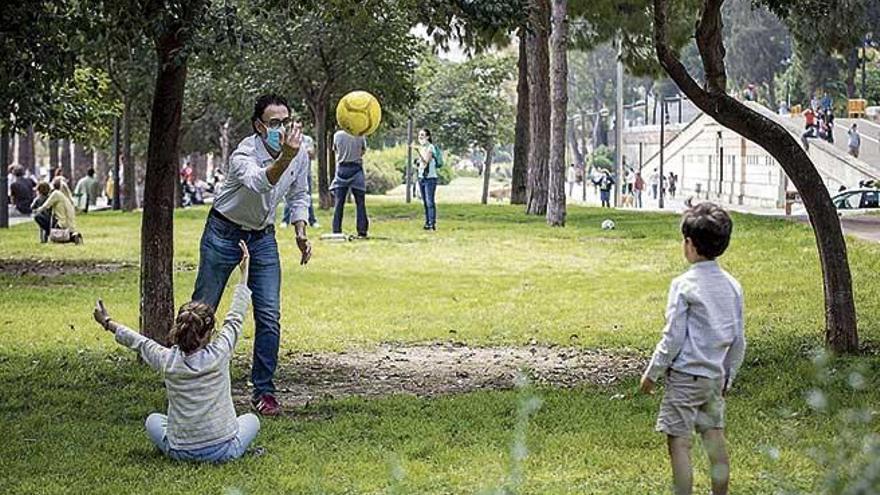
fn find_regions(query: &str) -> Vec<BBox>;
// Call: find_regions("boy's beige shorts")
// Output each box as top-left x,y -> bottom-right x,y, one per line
656,369 -> 725,437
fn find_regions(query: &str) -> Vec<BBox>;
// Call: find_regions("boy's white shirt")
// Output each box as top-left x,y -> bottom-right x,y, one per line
643,260 -> 746,391
114,283 -> 251,450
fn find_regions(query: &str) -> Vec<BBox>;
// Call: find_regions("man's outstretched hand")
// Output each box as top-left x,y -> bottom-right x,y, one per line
294,221 -> 311,265
93,299 -> 115,334
296,236 -> 312,265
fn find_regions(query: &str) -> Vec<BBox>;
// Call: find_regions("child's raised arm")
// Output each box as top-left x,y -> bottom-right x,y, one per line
93,299 -> 170,372
208,240 -> 252,357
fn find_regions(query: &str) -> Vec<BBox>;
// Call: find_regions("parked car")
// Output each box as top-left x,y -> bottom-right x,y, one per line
832,188 -> 880,213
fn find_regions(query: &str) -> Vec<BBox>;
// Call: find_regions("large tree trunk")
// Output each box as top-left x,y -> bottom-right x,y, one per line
95,150 -> 109,190
18,126 -> 35,176
140,31 -> 190,344
60,139 -> 72,180
49,139 -> 59,175
766,77 -> 777,110
219,117 -> 231,174
0,129 -> 8,229
845,47 -> 859,99
481,142 -> 494,204
74,143 -> 91,182
568,122 -> 583,168
511,27 -> 530,205
313,100 -> 333,209
547,0 -> 567,226
653,0 -> 858,354
326,128 -> 335,182
122,92 -> 137,211
525,0 -> 551,216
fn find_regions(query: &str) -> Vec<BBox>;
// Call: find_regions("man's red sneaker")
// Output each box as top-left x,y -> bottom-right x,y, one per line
252,394 -> 281,416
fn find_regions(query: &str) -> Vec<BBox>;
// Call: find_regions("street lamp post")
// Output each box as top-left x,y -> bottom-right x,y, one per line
862,36 -> 869,99
405,116 -> 413,204
112,118 -> 121,210
659,98 -> 666,209
0,129 -> 8,228
614,36 -> 624,207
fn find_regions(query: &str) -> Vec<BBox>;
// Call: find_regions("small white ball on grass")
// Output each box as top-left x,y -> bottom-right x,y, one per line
601,219 -> 615,230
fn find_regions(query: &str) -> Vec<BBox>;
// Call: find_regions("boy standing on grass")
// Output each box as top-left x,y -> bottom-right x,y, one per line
639,202 -> 746,495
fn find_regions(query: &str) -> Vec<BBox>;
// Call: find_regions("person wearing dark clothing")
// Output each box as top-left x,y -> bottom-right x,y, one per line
31,182 -> 56,243
10,166 -> 36,215
598,170 -> 615,208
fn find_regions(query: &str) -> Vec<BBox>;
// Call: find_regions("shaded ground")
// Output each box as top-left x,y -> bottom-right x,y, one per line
232,342 -> 646,411
0,259 -> 198,277
0,259 -> 136,277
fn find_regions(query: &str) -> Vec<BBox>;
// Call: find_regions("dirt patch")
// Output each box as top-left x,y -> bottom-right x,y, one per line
0,259 -> 136,277
232,343 -> 646,411
0,259 -> 198,277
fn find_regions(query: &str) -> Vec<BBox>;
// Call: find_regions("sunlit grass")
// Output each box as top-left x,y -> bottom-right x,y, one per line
0,194 -> 878,494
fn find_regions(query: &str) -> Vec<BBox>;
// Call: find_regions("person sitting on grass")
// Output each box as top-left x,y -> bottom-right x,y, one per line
34,176 -> 82,244
639,202 -> 746,495
31,182 -> 55,244
92,240 -> 261,463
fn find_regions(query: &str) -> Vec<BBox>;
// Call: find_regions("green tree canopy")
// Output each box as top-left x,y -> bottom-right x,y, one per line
414,53 -> 515,154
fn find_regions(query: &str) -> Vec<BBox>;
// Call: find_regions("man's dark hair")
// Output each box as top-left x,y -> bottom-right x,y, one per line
87,168 -> 95,177
12,165 -> 24,177
251,93 -> 290,133
680,202 -> 732,259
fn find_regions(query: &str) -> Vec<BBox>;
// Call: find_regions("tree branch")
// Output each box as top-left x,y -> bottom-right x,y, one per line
695,0 -> 728,94
653,0 -> 711,109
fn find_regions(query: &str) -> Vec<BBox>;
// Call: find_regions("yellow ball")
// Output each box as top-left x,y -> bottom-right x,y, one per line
336,91 -> 382,137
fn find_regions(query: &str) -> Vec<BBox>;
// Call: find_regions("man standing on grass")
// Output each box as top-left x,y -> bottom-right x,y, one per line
74,168 -> 101,213
192,93 -> 312,417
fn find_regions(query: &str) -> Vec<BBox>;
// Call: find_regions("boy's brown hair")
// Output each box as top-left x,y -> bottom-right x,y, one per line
168,301 -> 216,354
680,202 -> 733,259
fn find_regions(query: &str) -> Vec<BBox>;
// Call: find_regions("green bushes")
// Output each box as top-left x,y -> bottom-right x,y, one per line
363,159 -> 400,194
364,144 -> 456,192
436,162 -> 455,185
363,145 -> 405,194
589,145 -> 614,172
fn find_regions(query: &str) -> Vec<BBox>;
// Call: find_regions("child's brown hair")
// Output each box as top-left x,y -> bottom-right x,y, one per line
680,202 -> 733,259
36,181 -> 50,196
168,301 -> 216,354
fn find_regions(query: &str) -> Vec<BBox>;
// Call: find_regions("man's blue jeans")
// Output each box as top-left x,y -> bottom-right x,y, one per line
192,213 -> 281,400
419,178 -> 438,227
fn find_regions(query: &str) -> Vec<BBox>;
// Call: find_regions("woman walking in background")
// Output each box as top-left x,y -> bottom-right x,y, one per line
412,128 -> 439,230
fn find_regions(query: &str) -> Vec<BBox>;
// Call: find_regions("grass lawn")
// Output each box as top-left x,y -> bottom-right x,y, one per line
1,192 -> 879,494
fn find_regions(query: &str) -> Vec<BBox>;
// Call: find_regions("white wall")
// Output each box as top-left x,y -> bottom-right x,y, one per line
634,103 -> 879,210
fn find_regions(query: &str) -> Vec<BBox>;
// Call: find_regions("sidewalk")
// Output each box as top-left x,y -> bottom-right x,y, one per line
568,186 -> 784,216
570,190 -> 880,243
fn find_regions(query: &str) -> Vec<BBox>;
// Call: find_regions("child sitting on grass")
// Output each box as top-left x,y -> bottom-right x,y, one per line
93,240 -> 260,463
639,202 -> 746,495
